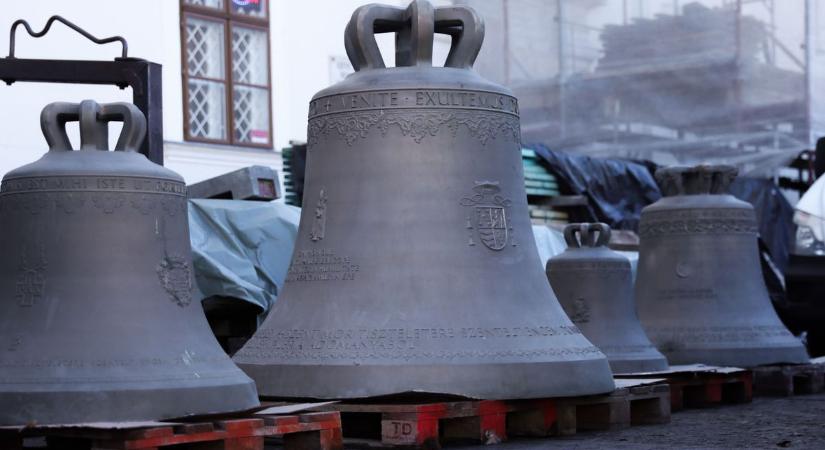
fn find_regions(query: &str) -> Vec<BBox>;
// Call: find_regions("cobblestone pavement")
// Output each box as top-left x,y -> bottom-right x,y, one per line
449,394 -> 825,450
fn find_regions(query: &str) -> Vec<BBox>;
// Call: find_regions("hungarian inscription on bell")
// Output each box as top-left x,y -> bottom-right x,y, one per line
285,248 -> 359,282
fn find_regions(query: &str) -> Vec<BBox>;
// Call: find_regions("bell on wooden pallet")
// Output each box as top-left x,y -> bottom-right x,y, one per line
635,165 -> 809,367
546,223 -> 669,374
233,0 -> 615,399
0,100 -> 259,426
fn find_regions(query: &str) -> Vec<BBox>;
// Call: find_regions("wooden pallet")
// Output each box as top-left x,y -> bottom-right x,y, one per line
299,379 -> 669,448
752,357 -> 825,396
615,364 -> 752,411
0,411 -> 343,450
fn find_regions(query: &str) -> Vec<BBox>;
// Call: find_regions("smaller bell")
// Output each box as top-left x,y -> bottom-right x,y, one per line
546,223 -> 669,374
635,165 -> 809,367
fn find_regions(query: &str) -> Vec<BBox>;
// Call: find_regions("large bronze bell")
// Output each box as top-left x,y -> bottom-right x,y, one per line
635,165 -> 809,367
547,223 -> 668,374
234,0 -> 615,399
0,101 -> 259,425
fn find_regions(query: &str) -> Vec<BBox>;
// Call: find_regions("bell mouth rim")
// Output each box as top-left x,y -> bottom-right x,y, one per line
0,378 -> 259,426
236,357 -> 616,401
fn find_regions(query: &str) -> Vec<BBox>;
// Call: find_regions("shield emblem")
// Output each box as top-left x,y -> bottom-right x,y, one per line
16,245 -> 47,307
461,181 -> 513,252
476,206 -> 508,250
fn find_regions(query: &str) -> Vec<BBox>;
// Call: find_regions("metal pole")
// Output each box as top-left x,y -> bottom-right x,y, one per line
623,0 -> 628,25
805,0 -> 813,145
734,0 -> 743,134
557,0 -> 567,138
770,0 -> 776,64
502,0 -> 510,85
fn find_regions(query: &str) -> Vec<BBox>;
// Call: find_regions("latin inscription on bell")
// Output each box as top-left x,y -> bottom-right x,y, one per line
309,89 -> 519,118
0,176 -> 186,195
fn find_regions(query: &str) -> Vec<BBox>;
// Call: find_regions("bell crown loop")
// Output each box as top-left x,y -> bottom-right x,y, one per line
40,100 -> 146,153
563,223 -> 611,249
655,164 -> 738,196
345,0 -> 483,71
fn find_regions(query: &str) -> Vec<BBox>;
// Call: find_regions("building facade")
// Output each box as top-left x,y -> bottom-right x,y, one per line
0,0 -> 444,184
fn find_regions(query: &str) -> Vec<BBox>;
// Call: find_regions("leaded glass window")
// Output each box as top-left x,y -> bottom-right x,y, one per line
181,0 -> 271,147
185,16 -> 227,140
231,25 -> 270,144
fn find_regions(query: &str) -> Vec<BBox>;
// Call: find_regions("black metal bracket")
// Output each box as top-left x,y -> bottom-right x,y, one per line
0,16 -> 163,165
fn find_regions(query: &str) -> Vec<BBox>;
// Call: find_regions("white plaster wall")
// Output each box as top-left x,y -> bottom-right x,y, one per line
0,0 -> 455,184
0,1 -> 178,172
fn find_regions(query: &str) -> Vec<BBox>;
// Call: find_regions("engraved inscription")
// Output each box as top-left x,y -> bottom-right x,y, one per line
308,89 -> 520,118
547,260 -> 629,273
460,181 -> 515,251
310,187 -> 327,242
307,110 -> 521,147
157,255 -> 193,307
237,325 -> 593,361
1,176 -> 187,196
640,208 -> 757,237
658,288 -> 717,301
16,246 -> 46,307
646,325 -> 795,344
599,343 -> 658,353
285,249 -> 359,282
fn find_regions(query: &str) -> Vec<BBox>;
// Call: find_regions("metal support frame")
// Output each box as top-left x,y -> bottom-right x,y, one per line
0,16 -> 163,164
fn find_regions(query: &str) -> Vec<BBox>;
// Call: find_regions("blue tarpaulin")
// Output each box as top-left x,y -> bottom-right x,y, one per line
188,199 -> 300,313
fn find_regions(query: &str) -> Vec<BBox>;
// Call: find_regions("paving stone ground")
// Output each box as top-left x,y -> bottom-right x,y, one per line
452,393 -> 825,450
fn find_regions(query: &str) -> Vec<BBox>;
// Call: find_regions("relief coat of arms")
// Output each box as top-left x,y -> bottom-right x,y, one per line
460,181 -> 513,251
157,255 -> 193,307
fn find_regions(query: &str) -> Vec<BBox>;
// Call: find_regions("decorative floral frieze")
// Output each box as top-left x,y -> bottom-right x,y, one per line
308,110 -> 521,147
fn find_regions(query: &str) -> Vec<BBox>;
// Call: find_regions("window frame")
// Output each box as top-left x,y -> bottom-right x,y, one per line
180,0 -> 273,149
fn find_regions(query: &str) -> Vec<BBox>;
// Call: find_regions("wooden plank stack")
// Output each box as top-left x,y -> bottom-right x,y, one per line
522,148 -> 575,225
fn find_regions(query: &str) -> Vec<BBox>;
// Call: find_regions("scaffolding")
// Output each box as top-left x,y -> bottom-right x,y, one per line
460,0 -> 820,175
